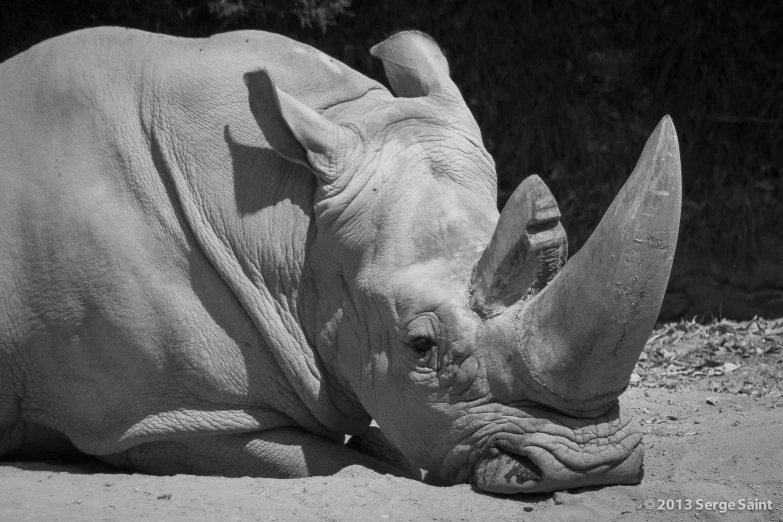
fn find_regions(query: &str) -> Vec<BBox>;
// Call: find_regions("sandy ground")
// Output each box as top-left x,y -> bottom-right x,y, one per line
1,385 -> 781,522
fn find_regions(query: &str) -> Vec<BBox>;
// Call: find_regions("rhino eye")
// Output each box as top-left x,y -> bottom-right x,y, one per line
410,337 -> 436,354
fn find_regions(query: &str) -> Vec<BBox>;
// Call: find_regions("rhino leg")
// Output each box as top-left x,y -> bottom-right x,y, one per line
346,426 -> 423,481
98,428 -> 406,478
0,420 -> 81,459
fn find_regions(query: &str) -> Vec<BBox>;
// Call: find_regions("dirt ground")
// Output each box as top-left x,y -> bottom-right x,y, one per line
2,320 -> 781,522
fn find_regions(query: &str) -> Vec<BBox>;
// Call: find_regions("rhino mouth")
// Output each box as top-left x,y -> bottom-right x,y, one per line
472,438 -> 644,494
473,449 -> 543,493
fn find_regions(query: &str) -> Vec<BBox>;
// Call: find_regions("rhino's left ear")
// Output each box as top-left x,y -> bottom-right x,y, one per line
243,68 -> 358,184
370,31 -> 455,98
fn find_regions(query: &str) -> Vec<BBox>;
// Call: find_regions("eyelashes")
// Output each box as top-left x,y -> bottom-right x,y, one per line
409,336 -> 437,354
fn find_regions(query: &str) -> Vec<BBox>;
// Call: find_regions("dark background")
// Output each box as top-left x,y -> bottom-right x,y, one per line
2,0 -> 781,320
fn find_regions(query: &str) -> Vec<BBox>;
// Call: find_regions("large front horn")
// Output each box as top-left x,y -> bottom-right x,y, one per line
510,116 -> 681,412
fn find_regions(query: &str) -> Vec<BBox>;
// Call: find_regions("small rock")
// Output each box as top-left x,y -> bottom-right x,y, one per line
553,491 -> 583,505
733,420 -> 741,426
706,397 -> 718,406
523,506 -> 534,512
666,415 -> 678,420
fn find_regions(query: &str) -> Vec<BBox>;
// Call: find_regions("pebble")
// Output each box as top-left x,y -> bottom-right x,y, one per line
553,491 -> 583,505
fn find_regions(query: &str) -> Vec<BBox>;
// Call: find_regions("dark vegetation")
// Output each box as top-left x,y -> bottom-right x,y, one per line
2,0 -> 781,315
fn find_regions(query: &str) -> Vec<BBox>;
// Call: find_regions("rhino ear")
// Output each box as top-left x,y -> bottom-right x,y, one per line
370,31 -> 452,98
243,68 -> 357,184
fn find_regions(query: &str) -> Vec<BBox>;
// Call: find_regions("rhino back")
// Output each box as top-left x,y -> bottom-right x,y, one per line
0,28 -> 378,456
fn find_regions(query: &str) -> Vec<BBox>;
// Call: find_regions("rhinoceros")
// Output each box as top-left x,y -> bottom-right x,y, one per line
0,27 -> 681,494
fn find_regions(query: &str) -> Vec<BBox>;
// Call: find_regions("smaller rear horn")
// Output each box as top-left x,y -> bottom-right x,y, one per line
470,175 -> 568,317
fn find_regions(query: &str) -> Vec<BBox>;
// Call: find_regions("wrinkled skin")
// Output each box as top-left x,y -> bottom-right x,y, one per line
0,28 -> 679,493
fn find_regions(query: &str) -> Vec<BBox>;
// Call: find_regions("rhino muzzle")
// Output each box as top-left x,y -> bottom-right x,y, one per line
473,442 -> 645,494
467,116 -> 680,493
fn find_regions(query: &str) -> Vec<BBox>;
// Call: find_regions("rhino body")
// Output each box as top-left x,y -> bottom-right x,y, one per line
0,28 -> 681,493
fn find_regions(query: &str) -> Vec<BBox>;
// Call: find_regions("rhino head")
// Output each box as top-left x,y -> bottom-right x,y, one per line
244,31 -> 680,493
